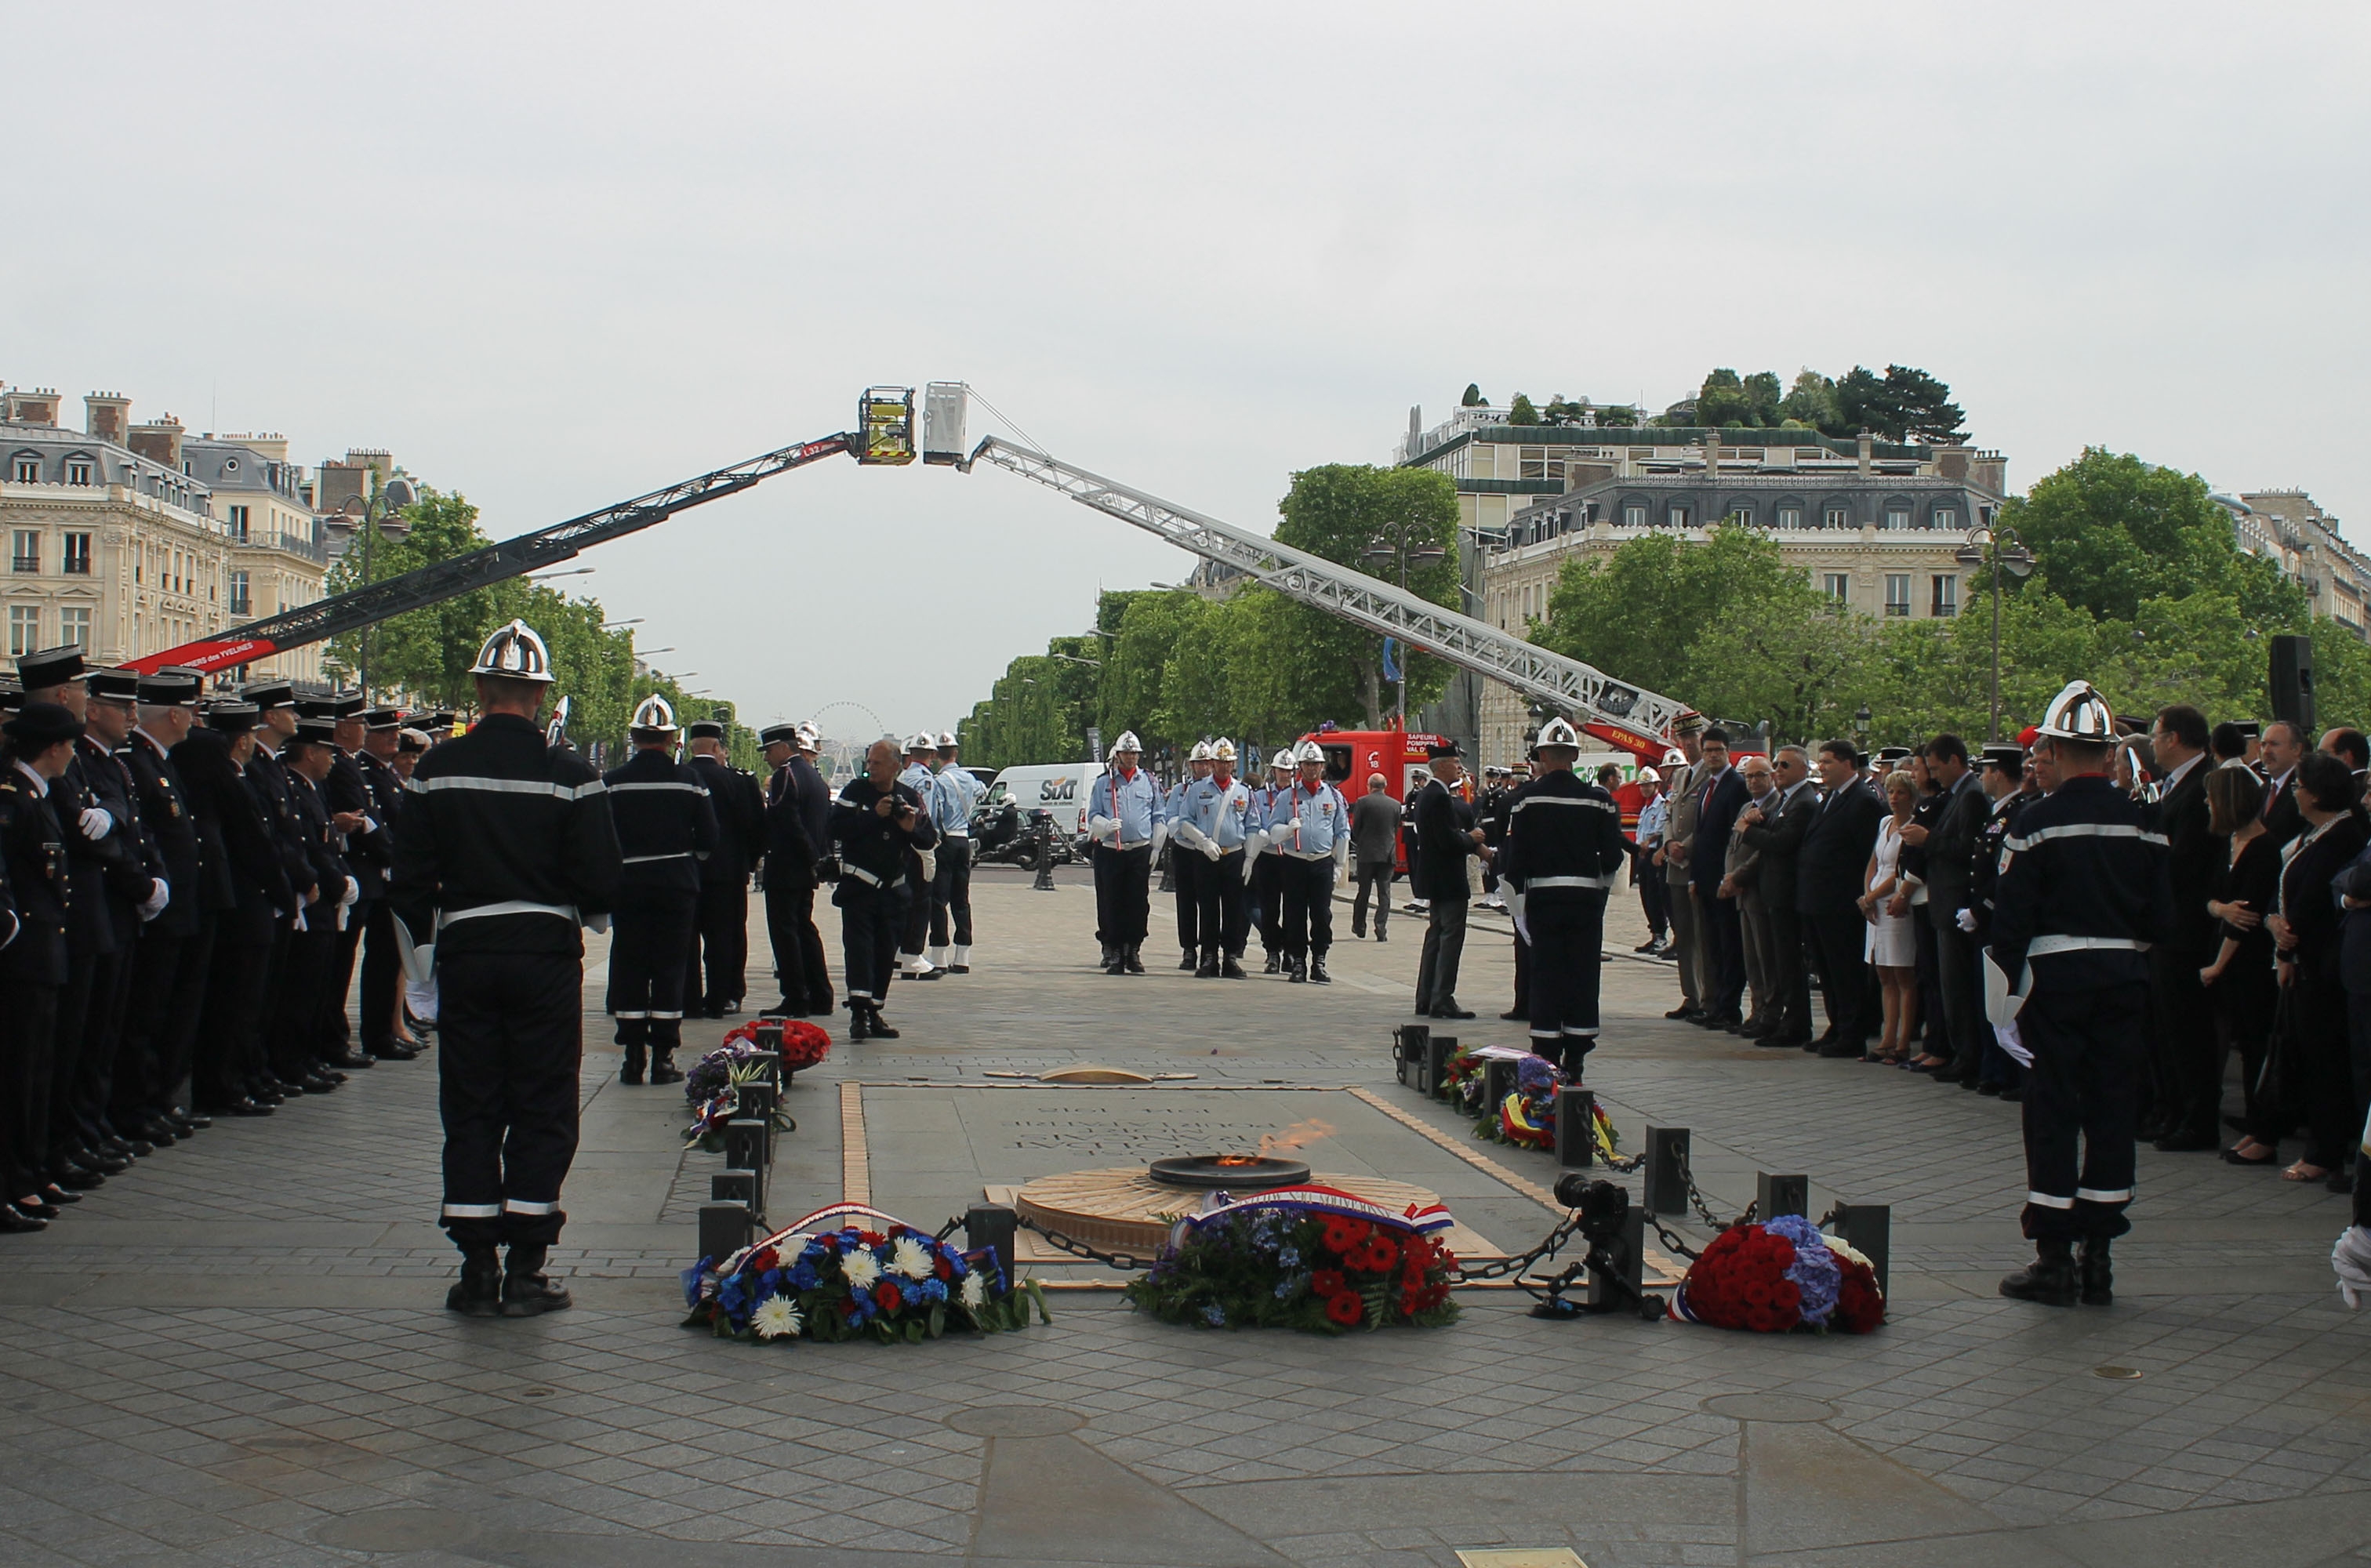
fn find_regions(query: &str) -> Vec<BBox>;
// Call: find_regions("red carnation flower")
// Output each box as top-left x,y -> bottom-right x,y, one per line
858,1230 -> 885,1247
1362,1232 -> 1400,1272
873,1280 -> 902,1311
1323,1217 -> 1372,1254
1311,1269 -> 1347,1298
1324,1290 -> 1363,1326
749,1247 -> 779,1272
935,1255 -> 954,1280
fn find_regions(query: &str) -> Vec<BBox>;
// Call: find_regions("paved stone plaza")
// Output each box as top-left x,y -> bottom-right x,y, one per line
2,866 -> 2366,1567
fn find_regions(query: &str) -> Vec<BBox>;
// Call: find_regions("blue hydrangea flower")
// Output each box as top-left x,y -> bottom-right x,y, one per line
916,1278 -> 948,1304
1277,1246 -> 1301,1269
789,1261 -> 821,1290
1201,1304 -> 1226,1327
1764,1214 -> 1841,1327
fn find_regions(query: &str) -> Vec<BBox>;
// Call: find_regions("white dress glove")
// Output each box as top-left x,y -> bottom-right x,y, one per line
1955,907 -> 1978,934
1203,837 -> 1222,862
0,908 -> 17,950
79,806 -> 114,840
341,876 -> 361,907
1087,814 -> 1120,843
138,878 -> 171,921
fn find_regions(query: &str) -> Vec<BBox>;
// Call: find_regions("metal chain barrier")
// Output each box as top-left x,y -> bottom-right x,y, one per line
1448,1210 -> 1588,1283
1014,1216 -> 1151,1272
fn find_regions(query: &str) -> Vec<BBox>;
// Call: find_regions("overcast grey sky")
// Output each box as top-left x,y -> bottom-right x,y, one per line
5,3 -> 2364,735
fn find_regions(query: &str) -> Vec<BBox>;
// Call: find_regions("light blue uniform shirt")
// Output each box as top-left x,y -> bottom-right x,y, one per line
1276,779 -> 1350,858
1088,766 -> 1167,847
899,761 -> 936,799
932,765 -> 984,837
1181,775 -> 1253,851
1636,793 -> 1668,848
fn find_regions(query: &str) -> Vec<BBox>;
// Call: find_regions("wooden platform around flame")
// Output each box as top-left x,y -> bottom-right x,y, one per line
1005,1168 -> 1502,1259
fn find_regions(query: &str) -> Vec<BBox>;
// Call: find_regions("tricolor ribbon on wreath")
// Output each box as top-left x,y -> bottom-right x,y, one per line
1170,1183 -> 1456,1250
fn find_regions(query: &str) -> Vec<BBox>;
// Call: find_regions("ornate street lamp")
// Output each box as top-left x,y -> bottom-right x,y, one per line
343,476 -> 416,702
1955,525 -> 2036,742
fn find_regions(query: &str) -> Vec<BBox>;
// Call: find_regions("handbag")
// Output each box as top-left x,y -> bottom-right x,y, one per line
2254,978 -> 2304,1120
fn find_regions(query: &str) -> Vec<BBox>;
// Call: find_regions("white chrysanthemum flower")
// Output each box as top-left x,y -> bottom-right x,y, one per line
750,1295 -> 804,1340
959,1272 -> 986,1308
840,1247 -> 882,1290
890,1237 -> 934,1280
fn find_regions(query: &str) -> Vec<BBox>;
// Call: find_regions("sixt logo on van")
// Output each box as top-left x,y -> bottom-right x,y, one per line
1038,778 -> 1077,802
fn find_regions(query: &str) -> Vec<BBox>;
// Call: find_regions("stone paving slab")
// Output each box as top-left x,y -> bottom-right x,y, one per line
0,872 -> 2365,1566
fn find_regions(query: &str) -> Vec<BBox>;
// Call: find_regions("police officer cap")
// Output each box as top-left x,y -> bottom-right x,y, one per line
1426,741 -> 1461,760
241,680 -> 296,710
759,723 -> 801,747
686,720 -> 726,741
0,679 -> 21,715
138,668 -> 202,707
1981,744 -> 2024,771
363,706 -> 405,731
397,728 -> 432,754
16,644 -> 87,691
204,701 -> 261,735
289,717 -> 339,748
85,668 -> 141,705
1876,746 -> 1912,764
425,711 -> 457,732
325,689 -> 365,720
292,689 -> 338,720
4,700 -> 82,747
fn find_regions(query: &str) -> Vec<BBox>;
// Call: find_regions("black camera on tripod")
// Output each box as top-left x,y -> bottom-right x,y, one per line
1533,1175 -> 1662,1322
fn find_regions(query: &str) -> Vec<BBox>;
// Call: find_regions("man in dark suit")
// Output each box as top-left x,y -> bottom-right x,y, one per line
114,670 -> 212,1149
2144,704 -> 2221,1149
1688,731 -> 1752,1028
759,724 -> 830,1017
1410,743 -> 1481,1019
2259,719 -> 2306,851
681,720 -> 767,1018
1910,734 -> 1990,1087
1737,745 -> 1818,1047
1795,738 -> 1884,1057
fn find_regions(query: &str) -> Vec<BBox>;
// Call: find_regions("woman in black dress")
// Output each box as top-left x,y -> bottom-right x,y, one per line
2203,765 -> 2280,1163
2264,752 -> 2369,1185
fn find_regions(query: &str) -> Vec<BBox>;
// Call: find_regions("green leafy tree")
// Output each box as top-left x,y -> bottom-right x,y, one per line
1778,370 -> 1842,432
1687,588 -> 1883,742
1596,405 -> 1639,426
2003,448 -> 2304,626
1694,368 -> 1750,428
1877,365 -> 1969,445
1461,383 -> 1486,408
1506,393 -> 1541,426
1534,526 -> 1808,703
1275,464 -> 1462,726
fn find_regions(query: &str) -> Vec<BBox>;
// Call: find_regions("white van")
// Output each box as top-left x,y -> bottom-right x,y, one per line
985,761 -> 1108,834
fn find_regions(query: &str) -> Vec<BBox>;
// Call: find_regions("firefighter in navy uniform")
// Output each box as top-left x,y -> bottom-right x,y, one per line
1963,743 -> 2033,1099
680,718 -> 765,1018
184,702 -> 297,1120
0,702 -> 77,1231
354,709 -> 416,1062
316,691 -> 387,1072
602,695 -> 718,1086
831,736 -> 938,1039
115,669 -> 211,1149
390,620 -> 622,1317
756,723 -> 825,1017
1986,681 -> 2172,1308
1500,718 -> 1630,1075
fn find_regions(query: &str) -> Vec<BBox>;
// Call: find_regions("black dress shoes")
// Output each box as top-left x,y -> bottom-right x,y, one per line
1,1204 -> 47,1233
1694,1011 -> 1743,1030
330,1049 -> 375,1069
1430,1005 -> 1476,1020
371,1044 -> 421,1063
1500,1008 -> 1527,1021
1665,1004 -> 1701,1021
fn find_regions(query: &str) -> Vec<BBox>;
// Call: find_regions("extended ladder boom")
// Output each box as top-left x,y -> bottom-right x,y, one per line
960,437 -> 1687,746
130,430 -> 859,676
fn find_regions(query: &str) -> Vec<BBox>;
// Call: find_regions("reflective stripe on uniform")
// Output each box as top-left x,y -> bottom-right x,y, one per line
2002,822 -> 2168,854
2025,1190 -> 2075,1209
503,1199 -> 560,1215
623,851 -> 692,864
843,864 -> 902,890
648,1011 -> 683,1020
410,774 -> 605,800
1528,874 -> 1610,890
1511,794 -> 1619,815
2075,1186 -> 2133,1203
440,898 -> 579,929
2027,935 -> 2151,956
608,780 -> 710,795
441,1203 -> 502,1218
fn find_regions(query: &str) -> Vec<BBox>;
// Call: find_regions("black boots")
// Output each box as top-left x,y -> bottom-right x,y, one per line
1262,951 -> 1281,975
1999,1238 -> 2079,1307
1196,947 -> 1220,978
619,1044 -> 645,1086
1309,956 -> 1331,985
1100,943 -> 1120,974
446,1247 -> 503,1317
1123,945 -> 1146,975
1222,953 -> 1246,979
2079,1238 -> 2113,1305
848,1004 -> 870,1041
500,1244 -> 572,1317
1288,957 -> 1308,983
864,1007 -> 900,1040
648,1051 -> 684,1087
1178,949 -> 1198,971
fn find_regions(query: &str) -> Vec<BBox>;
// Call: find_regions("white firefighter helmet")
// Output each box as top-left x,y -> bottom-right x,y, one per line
796,722 -> 820,751
935,729 -> 958,750
629,693 -> 678,735
1293,739 -> 1326,766
470,619 -> 555,683
1109,729 -> 1143,758
1271,748 -> 1296,773
906,731 -> 936,753
2037,679 -> 2116,742
1536,717 -> 1583,753
1188,739 -> 1213,763
1661,746 -> 1688,768
1211,738 -> 1237,764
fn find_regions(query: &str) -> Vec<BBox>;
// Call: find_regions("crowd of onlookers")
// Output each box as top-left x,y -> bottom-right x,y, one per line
1630,710 -> 2369,1194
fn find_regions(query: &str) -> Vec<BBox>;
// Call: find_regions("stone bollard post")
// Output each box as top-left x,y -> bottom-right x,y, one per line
1835,1203 -> 1891,1298
1755,1171 -> 1808,1220
1643,1126 -> 1690,1216
966,1203 -> 1019,1280
1553,1085 -> 1597,1169
698,1201 -> 753,1268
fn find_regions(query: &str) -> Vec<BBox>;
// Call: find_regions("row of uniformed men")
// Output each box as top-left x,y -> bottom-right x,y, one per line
0,646 -> 444,1235
1086,732 -> 1352,982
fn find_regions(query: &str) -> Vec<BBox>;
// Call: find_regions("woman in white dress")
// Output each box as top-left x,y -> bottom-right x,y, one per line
1857,770 -> 1921,1064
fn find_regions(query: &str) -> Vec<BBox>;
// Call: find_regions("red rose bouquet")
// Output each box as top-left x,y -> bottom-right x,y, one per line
1124,1185 -> 1461,1334
1669,1214 -> 1883,1334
